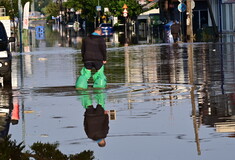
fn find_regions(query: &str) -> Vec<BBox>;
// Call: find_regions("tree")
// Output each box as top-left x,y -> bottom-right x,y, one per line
36,0 -> 53,13
0,135 -> 95,160
43,2 -> 60,17
64,0 -> 97,21
0,0 -> 32,19
106,0 -> 142,20
63,0 -> 142,22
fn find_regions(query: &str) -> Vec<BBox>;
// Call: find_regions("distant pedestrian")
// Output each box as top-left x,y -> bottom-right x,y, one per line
171,20 -> 181,43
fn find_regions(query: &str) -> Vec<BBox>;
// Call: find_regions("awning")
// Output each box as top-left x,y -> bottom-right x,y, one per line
138,8 -> 160,20
142,0 -> 159,10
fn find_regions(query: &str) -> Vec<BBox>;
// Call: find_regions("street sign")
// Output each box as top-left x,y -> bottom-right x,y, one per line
178,3 -> 186,12
96,6 -> 101,11
35,26 -> 45,40
123,4 -> 128,9
123,5 -> 128,17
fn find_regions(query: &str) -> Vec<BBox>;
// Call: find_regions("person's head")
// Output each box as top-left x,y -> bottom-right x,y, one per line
94,27 -> 102,35
96,138 -> 106,147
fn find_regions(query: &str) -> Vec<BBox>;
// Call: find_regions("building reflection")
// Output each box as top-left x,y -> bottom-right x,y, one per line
198,91 -> 235,134
195,42 -> 235,136
25,23 -> 85,52
122,40 -> 235,154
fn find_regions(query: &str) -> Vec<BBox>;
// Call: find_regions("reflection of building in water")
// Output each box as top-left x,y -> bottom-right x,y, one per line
194,43 -> 235,93
215,122 -> 235,133
27,23 -> 84,51
124,45 -> 187,84
123,45 -> 189,107
196,42 -> 235,134
125,46 -> 158,83
198,93 -> 235,133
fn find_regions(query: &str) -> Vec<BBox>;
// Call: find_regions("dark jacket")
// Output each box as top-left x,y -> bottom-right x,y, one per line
171,23 -> 181,34
84,106 -> 109,140
81,35 -> 107,62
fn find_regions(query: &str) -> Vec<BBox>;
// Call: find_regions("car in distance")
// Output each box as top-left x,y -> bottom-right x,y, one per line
0,21 -> 15,87
99,23 -> 114,36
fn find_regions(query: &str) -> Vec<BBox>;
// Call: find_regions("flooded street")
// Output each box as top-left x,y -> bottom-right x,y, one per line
1,24 -> 235,159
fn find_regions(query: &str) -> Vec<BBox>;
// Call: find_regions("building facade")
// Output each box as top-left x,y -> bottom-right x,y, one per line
158,0 -> 235,33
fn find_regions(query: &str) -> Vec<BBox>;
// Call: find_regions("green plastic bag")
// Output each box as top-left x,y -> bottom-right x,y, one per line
75,67 -> 91,89
81,92 -> 92,109
77,90 -> 106,109
94,89 -> 106,107
93,66 -> 107,88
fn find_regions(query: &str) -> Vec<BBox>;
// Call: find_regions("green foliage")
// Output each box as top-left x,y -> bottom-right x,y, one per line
0,0 -> 33,19
64,0 -> 97,21
63,0 -> 142,22
69,150 -> 95,160
30,142 -> 67,160
0,0 -> 51,19
36,0 -> 53,13
43,2 -> 60,17
0,134 -> 95,160
0,135 -> 28,160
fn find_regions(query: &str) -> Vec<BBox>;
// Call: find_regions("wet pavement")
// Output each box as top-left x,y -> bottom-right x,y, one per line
1,23 -> 235,159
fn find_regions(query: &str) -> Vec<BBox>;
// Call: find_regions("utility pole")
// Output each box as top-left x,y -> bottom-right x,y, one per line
186,0 -> 193,43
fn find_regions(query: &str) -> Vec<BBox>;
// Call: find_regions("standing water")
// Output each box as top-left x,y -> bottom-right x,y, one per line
1,24 -> 235,160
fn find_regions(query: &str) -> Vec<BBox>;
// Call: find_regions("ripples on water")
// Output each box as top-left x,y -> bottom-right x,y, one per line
2,39 -> 235,159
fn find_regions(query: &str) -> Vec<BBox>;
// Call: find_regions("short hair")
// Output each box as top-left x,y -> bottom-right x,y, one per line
95,27 -> 102,32
98,139 -> 106,147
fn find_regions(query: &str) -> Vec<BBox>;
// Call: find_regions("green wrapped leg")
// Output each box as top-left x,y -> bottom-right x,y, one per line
75,67 -> 91,89
76,91 -> 92,109
94,90 -> 106,108
93,66 -> 107,88
81,94 -> 93,109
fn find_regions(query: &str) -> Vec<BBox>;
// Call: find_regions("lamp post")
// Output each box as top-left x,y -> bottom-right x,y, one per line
96,0 -> 101,26
123,4 -> 128,45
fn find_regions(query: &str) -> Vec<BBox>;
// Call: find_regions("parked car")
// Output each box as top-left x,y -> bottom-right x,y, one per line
0,21 -> 15,87
99,23 -> 114,36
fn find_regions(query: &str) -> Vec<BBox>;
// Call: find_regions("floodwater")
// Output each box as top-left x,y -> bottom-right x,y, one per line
1,23 -> 235,159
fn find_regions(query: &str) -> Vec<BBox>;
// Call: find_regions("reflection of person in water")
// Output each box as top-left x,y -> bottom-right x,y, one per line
78,90 -> 109,147
84,104 -> 109,147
